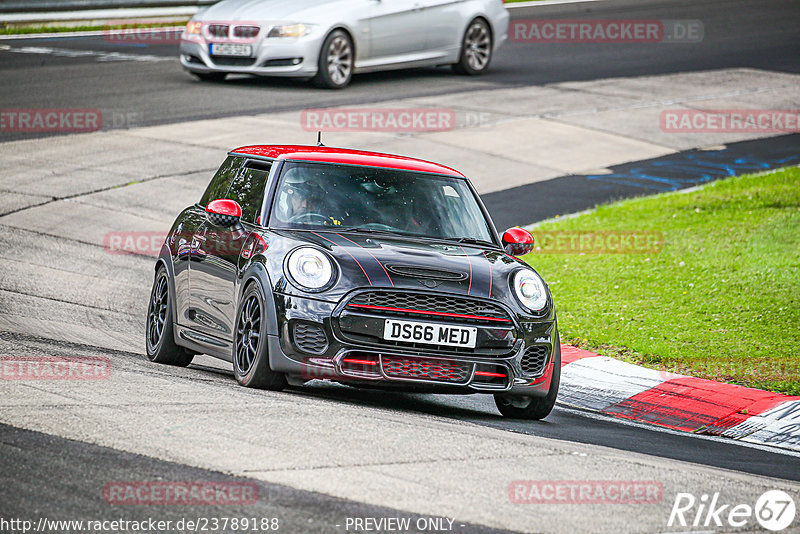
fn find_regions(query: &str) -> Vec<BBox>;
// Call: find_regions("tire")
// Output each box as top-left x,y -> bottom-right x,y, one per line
146,266 -> 194,367
193,72 -> 227,82
233,283 -> 287,390
494,333 -> 561,420
312,29 -> 353,89
452,18 -> 493,75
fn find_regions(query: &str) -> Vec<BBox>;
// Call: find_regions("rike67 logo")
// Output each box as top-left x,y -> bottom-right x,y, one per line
668,490 -> 796,531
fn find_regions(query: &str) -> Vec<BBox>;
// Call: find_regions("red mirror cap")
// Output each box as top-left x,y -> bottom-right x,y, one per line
206,199 -> 242,218
205,199 -> 242,227
503,227 -> 535,256
503,227 -> 534,245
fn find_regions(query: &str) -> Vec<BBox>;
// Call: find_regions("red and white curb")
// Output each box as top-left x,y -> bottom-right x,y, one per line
558,345 -> 800,452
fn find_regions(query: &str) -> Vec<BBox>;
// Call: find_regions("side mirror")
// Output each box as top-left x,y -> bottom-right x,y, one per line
502,227 -> 535,256
205,199 -> 242,227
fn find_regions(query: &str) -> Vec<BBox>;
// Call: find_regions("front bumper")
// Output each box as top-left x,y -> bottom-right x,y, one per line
267,290 -> 558,397
179,35 -> 322,77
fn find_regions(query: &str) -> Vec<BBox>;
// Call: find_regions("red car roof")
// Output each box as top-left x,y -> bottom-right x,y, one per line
230,145 -> 465,178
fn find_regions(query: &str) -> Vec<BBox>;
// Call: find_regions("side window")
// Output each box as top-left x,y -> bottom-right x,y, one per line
225,162 -> 271,224
199,156 -> 243,208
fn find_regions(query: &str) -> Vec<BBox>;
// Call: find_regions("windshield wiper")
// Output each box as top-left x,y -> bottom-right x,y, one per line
450,237 -> 497,248
334,228 -> 496,248
336,226 -> 398,235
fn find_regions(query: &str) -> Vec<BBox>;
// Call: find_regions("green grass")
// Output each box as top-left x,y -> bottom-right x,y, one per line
0,21 -> 187,36
522,166 -> 800,395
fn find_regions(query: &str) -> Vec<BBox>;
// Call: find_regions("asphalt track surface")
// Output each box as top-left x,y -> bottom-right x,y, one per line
0,423 -> 510,534
1,331 -> 799,532
0,0 -> 798,141
485,133 -> 800,228
2,0 -> 800,531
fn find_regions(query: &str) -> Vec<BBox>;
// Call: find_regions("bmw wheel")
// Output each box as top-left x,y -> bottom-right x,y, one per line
146,266 -> 194,366
494,333 -> 561,420
453,18 -> 493,75
233,283 -> 287,390
313,30 -> 353,89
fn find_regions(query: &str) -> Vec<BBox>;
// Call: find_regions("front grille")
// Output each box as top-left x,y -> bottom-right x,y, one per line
293,323 -> 328,354
382,356 -> 470,384
207,24 -> 229,38
374,338 -> 477,354
233,25 -> 259,39
520,345 -> 549,376
347,291 -> 511,324
210,57 -> 256,67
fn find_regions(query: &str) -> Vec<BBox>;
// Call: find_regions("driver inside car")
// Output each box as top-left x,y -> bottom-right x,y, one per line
280,169 -> 344,227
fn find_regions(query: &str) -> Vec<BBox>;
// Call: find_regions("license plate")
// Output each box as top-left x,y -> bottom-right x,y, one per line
383,319 -> 477,349
209,43 -> 252,57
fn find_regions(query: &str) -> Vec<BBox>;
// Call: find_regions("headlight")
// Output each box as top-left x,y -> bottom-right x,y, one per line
186,20 -> 202,35
512,269 -> 548,313
268,23 -> 312,38
287,247 -> 334,290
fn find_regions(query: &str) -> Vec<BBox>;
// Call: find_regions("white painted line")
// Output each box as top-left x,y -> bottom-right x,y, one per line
732,400 -> 800,452
0,27 -> 182,41
0,44 -> 174,62
557,355 -> 800,453
559,356 -> 675,412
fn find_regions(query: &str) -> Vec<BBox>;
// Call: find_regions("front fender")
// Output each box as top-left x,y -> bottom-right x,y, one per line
156,244 -> 179,340
238,259 -> 279,337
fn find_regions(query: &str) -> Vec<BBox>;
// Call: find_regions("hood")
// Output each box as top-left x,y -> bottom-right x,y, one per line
199,0 -> 354,23
268,230 -> 530,303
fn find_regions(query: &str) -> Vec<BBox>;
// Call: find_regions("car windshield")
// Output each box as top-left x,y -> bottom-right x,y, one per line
269,161 -> 495,244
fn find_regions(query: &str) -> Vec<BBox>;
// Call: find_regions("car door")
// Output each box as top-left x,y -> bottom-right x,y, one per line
175,155 -> 243,327
422,0 -> 465,53
188,160 -> 271,341
171,207 -> 205,327
367,0 -> 429,61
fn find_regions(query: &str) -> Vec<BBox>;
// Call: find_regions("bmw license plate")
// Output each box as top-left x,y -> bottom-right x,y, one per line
209,43 -> 252,57
383,319 -> 477,348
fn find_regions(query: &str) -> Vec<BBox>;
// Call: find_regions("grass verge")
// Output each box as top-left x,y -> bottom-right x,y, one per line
522,166 -> 800,395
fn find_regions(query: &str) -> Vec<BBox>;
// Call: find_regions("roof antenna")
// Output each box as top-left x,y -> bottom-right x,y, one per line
316,131 -> 325,146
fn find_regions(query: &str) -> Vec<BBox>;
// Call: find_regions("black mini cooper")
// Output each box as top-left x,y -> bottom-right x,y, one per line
146,145 -> 560,419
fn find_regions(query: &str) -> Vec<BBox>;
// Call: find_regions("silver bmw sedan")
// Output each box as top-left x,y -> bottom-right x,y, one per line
179,0 -> 509,89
